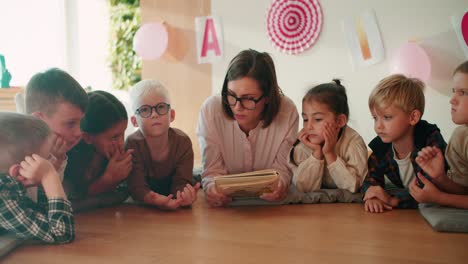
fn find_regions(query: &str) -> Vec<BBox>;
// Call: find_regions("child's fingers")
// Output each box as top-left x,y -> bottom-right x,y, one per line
374,203 -> 382,213
18,168 -> 30,179
181,189 -> 189,202
111,143 -> 119,159
383,204 -> 393,210
21,159 -> 32,169
184,185 -> 194,200
194,182 -> 201,191
31,154 -> 44,161
417,173 -> 432,188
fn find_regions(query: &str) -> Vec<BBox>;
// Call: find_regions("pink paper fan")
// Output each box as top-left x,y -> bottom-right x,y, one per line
266,0 -> 323,55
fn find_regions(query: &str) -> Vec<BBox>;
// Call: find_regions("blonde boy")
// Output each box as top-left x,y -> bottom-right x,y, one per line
362,74 -> 447,213
126,80 -> 200,210
0,113 -> 74,243
410,61 -> 468,209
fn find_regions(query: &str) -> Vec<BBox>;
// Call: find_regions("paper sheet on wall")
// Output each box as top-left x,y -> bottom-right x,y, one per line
342,10 -> 385,70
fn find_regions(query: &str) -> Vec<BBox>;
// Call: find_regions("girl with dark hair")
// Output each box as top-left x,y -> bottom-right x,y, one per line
64,90 -> 132,211
197,49 -> 299,207
289,80 -> 368,193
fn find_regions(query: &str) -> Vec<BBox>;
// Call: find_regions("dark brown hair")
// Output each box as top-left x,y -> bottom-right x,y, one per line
25,68 -> 88,115
221,49 -> 283,128
303,79 -> 349,119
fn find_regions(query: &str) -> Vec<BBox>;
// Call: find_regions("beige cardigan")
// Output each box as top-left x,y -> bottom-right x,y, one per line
289,126 -> 368,193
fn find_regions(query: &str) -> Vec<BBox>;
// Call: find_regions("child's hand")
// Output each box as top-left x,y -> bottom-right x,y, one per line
144,191 -> 181,210
177,182 -> 201,207
409,173 -> 442,203
322,122 -> 339,156
50,134 -> 68,169
205,181 -> 232,207
104,145 -> 134,184
18,154 -> 57,185
297,128 -> 323,159
364,186 -> 399,207
260,180 -> 287,202
415,146 -> 446,181
364,198 -> 393,213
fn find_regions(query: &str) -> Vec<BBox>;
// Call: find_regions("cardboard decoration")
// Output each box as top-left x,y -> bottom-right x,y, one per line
342,9 -> 384,70
266,0 -> 323,55
195,16 -> 224,64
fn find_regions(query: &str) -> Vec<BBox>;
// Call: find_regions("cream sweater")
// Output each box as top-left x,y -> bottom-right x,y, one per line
289,126 -> 368,193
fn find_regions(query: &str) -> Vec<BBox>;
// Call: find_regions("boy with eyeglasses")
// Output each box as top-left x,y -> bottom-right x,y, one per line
126,80 -> 200,210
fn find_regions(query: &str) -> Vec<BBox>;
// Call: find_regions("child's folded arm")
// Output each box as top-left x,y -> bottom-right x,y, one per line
0,196 -> 75,244
126,140 -> 152,202
171,139 -> 195,195
327,140 -> 369,193
361,153 -> 386,195
290,144 -> 324,193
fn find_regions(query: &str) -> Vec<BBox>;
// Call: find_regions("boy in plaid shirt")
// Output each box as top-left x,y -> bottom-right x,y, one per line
0,112 -> 75,243
362,74 -> 447,213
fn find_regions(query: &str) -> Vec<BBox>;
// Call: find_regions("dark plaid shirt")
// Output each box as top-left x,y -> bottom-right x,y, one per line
0,173 -> 75,244
362,120 -> 448,208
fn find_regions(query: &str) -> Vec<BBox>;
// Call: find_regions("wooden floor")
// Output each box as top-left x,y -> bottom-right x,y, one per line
4,192 -> 468,264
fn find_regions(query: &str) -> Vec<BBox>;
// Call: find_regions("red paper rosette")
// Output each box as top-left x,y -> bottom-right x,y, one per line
266,0 -> 323,55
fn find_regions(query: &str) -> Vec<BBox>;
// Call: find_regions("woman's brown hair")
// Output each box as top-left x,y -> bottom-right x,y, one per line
221,49 -> 283,128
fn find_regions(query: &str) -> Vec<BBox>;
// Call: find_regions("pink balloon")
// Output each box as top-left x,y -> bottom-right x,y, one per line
133,23 -> 168,60
392,42 -> 431,82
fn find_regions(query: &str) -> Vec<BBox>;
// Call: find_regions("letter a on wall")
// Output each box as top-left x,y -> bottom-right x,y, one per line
195,16 -> 224,64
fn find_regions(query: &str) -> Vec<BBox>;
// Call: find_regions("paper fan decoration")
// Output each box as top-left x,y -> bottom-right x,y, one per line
266,0 -> 323,55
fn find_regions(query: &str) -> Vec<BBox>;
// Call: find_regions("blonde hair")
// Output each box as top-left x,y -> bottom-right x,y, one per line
0,112 -> 50,172
369,74 -> 425,115
129,79 -> 170,112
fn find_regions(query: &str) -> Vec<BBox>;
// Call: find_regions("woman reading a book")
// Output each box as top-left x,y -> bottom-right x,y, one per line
196,49 -> 299,206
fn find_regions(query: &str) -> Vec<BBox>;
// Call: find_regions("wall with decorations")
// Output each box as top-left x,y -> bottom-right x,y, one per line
139,0 -> 467,163
211,0 -> 468,145
140,0 -> 212,165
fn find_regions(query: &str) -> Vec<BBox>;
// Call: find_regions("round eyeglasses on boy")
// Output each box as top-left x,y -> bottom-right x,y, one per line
135,103 -> 171,118
223,94 -> 264,110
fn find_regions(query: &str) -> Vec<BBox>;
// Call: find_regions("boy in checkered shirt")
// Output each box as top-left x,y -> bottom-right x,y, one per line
0,112 -> 74,244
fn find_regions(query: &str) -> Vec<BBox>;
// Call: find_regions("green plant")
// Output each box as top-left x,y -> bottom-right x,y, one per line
108,0 -> 141,90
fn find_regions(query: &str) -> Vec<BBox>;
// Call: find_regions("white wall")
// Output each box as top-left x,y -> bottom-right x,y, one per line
212,0 -> 468,145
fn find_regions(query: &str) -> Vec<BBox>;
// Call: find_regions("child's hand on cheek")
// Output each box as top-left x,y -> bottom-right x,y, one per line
104,144 -> 134,184
51,134 -> 67,160
298,128 -> 323,159
322,122 -> 339,155
18,154 -> 56,186
50,134 -> 68,169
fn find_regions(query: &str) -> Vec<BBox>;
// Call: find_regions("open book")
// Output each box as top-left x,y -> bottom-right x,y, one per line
214,169 -> 279,198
